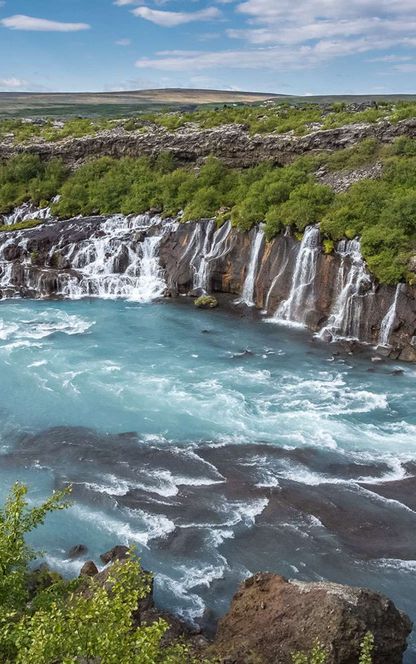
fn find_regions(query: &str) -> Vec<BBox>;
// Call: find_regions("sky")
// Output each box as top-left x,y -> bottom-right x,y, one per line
0,0 -> 416,95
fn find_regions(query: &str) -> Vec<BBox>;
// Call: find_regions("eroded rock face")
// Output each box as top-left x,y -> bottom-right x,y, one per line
213,573 -> 412,664
1,119 -> 415,169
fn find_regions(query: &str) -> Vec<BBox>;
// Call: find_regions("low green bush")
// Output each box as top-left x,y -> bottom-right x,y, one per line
0,483 -> 200,663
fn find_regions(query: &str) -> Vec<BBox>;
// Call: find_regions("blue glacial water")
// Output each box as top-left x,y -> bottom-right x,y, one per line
1,297 -> 416,657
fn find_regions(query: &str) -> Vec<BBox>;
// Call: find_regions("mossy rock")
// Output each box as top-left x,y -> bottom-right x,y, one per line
194,295 -> 218,309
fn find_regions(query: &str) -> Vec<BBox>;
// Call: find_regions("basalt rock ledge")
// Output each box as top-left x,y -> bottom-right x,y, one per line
1,118 -> 415,168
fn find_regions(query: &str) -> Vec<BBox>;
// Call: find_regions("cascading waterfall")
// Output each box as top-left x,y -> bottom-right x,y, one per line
378,284 -> 402,347
193,220 -> 216,291
58,215 -> 166,302
190,220 -> 232,292
1,199 -> 58,226
318,239 -> 373,341
238,227 -> 264,306
0,213 -> 168,303
272,225 -> 321,326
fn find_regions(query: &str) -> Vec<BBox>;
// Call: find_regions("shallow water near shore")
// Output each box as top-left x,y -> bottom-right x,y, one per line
0,297 -> 416,658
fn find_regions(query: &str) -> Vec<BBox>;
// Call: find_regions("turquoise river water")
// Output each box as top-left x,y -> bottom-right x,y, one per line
0,298 -> 415,658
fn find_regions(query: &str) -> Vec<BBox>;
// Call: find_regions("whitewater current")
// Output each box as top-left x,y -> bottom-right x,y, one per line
0,297 -> 415,658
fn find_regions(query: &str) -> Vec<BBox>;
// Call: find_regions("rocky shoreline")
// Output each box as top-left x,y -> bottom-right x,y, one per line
44,543 -> 412,663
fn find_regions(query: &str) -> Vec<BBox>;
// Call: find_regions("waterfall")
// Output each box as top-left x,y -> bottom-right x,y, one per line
2,199 -> 57,226
238,227 -> 264,307
272,225 -> 321,326
190,220 -> 232,292
318,239 -> 373,341
378,284 -> 402,347
58,215 -> 166,302
0,213 -> 167,303
193,220 -> 216,291
263,227 -> 291,314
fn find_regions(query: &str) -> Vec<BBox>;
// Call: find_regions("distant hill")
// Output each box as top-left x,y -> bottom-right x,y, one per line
0,88 -> 283,119
0,88 -> 415,119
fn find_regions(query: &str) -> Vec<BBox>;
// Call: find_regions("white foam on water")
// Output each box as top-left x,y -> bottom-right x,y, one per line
157,574 -> 207,620
208,528 -> 235,547
0,311 -> 94,344
42,554 -> 84,577
174,562 -> 227,590
376,559 -> 416,572
27,359 -> 48,368
218,498 -> 269,528
72,504 -> 175,547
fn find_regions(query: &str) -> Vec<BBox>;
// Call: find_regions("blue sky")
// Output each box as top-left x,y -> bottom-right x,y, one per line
0,0 -> 416,94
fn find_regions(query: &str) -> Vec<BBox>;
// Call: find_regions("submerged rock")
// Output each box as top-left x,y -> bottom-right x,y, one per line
212,573 -> 412,664
68,544 -> 88,559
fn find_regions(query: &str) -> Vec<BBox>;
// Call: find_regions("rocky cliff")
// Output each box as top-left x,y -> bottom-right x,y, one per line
1,118 -> 416,168
0,213 -> 415,361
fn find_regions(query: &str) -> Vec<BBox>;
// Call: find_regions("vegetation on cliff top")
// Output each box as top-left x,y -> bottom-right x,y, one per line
1,100 -> 416,144
1,136 -> 416,284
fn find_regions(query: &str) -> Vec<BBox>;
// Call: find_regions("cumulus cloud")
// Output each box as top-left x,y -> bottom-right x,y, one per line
132,0 -> 416,76
132,7 -> 221,28
233,0 -> 416,47
0,15 -> 90,32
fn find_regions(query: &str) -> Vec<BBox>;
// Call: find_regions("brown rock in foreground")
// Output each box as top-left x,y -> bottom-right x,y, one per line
213,573 -> 412,664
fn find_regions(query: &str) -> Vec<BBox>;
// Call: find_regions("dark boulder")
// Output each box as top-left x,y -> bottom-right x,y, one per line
79,560 -> 99,577
100,545 -> 130,565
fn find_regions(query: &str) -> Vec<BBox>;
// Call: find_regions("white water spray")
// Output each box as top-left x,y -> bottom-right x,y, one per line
2,199 -> 58,226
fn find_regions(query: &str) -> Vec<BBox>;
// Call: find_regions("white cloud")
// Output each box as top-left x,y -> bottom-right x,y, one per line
0,77 -> 27,89
115,38 -> 131,46
132,7 -> 221,28
132,0 -> 416,77
136,36 -> 402,72
394,63 -> 416,72
369,54 -> 412,62
0,15 -> 90,32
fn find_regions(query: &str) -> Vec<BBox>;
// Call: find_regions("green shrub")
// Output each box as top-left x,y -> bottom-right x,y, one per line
0,484 -> 199,664
291,641 -> 328,664
359,633 -> 375,664
323,239 -> 334,254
